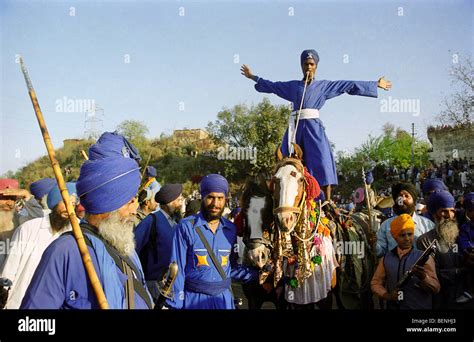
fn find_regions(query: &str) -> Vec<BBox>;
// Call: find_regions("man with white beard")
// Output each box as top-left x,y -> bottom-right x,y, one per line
417,190 -> 472,309
0,183 -> 76,309
20,156 -> 153,309
0,179 -> 43,268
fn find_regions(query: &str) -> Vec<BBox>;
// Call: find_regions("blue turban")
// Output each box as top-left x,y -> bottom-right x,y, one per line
463,192 -> 474,212
30,178 -> 56,199
88,131 -> 142,163
47,182 -> 77,210
422,179 -> 448,195
200,174 -> 229,199
427,190 -> 455,216
146,166 -> 157,177
365,171 -> 374,185
300,49 -> 319,65
155,183 -> 182,205
76,157 -> 141,214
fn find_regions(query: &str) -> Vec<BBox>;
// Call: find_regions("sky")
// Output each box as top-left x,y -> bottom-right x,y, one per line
0,0 -> 472,175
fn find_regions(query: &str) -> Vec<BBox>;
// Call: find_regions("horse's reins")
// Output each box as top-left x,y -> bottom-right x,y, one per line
289,71 -> 311,155
272,158 -> 306,217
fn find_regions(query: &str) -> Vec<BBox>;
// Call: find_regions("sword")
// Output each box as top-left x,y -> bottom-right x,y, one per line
154,262 -> 178,309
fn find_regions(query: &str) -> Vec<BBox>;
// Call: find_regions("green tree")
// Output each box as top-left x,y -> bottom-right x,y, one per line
116,120 -> 150,150
207,98 -> 290,178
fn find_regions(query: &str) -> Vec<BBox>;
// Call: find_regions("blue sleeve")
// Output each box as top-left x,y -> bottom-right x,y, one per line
229,235 -> 258,283
254,78 -> 296,102
376,221 -> 389,257
165,222 -> 189,309
458,223 -> 472,253
134,214 -> 154,254
20,243 -> 66,309
324,80 -> 378,100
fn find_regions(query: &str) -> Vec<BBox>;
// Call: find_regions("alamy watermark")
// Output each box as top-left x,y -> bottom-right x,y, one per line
55,97 -> 96,113
380,96 -> 420,117
217,144 -> 257,164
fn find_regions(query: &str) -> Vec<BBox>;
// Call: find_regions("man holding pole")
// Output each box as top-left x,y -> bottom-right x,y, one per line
241,49 -> 392,201
21,156 -> 153,309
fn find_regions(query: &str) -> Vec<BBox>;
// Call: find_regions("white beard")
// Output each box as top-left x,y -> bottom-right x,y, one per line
0,210 -> 14,233
97,211 -> 135,257
437,218 -> 459,246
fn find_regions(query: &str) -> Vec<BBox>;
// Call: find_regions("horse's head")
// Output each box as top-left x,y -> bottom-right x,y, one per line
272,144 -> 305,233
241,175 -> 273,269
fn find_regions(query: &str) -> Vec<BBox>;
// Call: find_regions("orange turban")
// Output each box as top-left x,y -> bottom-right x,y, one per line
390,214 -> 415,238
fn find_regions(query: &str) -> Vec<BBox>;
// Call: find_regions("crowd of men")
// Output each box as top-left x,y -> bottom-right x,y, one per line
0,48 -> 472,310
0,132 -> 472,310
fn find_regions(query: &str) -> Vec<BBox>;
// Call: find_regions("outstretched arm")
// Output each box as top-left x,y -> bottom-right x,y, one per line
377,76 -> 392,90
240,64 -> 256,81
324,76 -> 392,100
240,64 -> 296,102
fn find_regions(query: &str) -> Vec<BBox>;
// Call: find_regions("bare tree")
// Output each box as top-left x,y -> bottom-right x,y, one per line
437,56 -> 473,125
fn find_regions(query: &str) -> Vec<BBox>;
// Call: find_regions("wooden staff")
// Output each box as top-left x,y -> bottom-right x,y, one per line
81,150 -> 89,161
362,167 -> 373,233
19,57 -> 109,309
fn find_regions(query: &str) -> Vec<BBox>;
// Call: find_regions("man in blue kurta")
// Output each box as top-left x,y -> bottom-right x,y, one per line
135,183 -> 184,301
165,174 -> 256,309
241,49 -> 392,200
20,155 -> 153,309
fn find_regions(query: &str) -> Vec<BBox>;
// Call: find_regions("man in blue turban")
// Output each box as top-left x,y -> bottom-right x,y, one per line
1,183 -> 76,309
417,190 -> 472,309
21,157 -> 153,309
29,178 -> 56,211
135,183 -> 184,301
165,174 -> 257,309
143,165 -> 161,193
88,131 -> 141,163
241,50 -> 392,201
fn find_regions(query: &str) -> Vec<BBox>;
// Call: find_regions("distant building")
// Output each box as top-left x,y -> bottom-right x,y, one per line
172,129 -> 214,151
427,124 -> 473,164
63,139 -> 85,148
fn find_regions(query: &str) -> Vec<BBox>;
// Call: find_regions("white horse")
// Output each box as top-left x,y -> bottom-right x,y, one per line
272,145 -> 338,308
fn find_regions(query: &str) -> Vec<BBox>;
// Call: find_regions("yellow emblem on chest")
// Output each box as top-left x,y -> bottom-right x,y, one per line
196,254 -> 209,267
221,255 -> 228,266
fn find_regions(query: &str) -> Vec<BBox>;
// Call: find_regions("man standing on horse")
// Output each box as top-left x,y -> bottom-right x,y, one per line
241,49 -> 392,201
165,174 -> 256,309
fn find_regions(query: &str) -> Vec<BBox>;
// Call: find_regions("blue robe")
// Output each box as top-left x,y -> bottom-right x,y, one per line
166,213 -> 256,309
254,78 -> 378,187
135,210 -> 176,281
20,234 -> 151,309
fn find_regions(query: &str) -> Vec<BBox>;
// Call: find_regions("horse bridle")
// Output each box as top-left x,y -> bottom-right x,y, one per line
272,157 -> 307,218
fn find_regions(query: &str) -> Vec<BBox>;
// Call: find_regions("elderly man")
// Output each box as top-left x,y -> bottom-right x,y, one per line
0,183 -> 76,309
241,50 -> 392,200
371,214 -> 440,309
135,183 -> 184,301
0,179 -> 43,268
166,174 -> 256,309
417,190 -> 472,309
20,157 -> 152,309
376,183 -> 435,257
